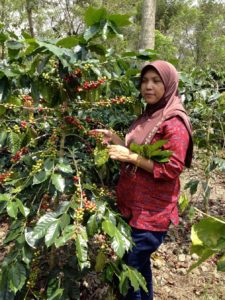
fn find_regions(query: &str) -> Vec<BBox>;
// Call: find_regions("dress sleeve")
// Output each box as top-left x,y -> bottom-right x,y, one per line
153,117 -> 190,181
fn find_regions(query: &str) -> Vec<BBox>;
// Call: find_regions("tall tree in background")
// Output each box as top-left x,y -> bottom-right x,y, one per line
0,0 -> 6,59
25,0 -> 35,37
139,0 -> 156,49
155,0 -> 188,33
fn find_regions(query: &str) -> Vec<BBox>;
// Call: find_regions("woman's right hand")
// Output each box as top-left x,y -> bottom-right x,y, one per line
89,129 -> 124,146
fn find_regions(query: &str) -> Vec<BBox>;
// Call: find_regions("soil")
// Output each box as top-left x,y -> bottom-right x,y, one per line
153,158 -> 225,300
0,157 -> 225,300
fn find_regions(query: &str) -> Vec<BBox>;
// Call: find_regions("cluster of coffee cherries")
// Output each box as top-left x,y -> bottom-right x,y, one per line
83,199 -> 96,213
31,159 -> 43,175
64,116 -> 85,131
73,186 -> 96,222
86,130 -> 104,143
76,78 -> 105,92
3,103 -> 17,110
81,96 -> 131,108
13,124 -> 21,134
74,207 -> 85,223
0,172 -> 13,184
111,96 -> 127,104
22,95 -> 34,107
11,147 -> 29,163
74,202 -> 96,223
93,234 -> 117,262
63,68 -> 82,83
40,193 -> 51,210
47,129 -> 59,146
20,120 -> 28,129
26,250 -> 41,289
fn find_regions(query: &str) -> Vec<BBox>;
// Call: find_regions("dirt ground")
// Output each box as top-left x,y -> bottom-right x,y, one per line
153,159 -> 225,300
0,158 -> 225,300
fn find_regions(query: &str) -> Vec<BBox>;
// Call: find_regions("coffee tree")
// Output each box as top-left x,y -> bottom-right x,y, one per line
179,69 -> 225,272
0,7 -> 160,299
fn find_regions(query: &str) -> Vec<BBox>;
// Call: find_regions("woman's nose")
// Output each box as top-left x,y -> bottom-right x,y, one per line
146,81 -> 153,89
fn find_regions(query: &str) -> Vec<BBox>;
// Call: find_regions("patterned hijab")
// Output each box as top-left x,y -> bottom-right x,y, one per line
125,60 -> 193,167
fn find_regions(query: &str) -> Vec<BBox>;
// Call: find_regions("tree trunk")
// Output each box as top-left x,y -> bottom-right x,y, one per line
139,0 -> 156,50
26,0 -> 35,37
0,0 -> 5,59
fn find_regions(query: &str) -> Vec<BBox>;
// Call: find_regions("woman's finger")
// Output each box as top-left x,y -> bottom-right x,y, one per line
89,129 -> 107,135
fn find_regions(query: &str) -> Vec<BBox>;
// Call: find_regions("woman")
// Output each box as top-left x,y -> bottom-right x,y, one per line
92,60 -> 193,300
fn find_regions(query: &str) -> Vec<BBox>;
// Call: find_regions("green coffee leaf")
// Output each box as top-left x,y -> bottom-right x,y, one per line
0,194 -> 10,201
191,217 -> 225,249
75,226 -> 90,270
94,148 -> 109,167
84,7 -> 107,26
55,225 -> 75,248
7,201 -> 18,219
184,179 -> 199,195
45,220 -> 60,247
8,262 -> 27,293
130,140 -> 172,163
119,264 -> 147,295
112,231 -> 126,258
33,170 -> 49,185
56,163 -> 73,173
87,214 -> 98,236
15,198 -> 30,217
51,173 -> 65,192
178,193 -> 190,213
102,220 -> 116,237
8,131 -> 21,154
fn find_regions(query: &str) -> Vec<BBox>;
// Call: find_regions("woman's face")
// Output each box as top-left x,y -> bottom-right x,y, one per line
140,69 -> 165,105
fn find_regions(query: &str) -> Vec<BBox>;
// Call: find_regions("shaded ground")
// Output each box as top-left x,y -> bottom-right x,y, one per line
153,159 -> 225,300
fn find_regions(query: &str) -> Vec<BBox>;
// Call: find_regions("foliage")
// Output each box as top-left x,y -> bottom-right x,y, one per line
1,0 -> 225,71
189,215 -> 225,272
130,140 -> 172,162
154,30 -> 178,63
0,4 -> 225,299
179,67 -> 225,272
167,1 -> 225,70
0,7 -> 157,299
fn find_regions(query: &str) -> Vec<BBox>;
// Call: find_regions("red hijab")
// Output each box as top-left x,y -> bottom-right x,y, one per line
125,60 -> 193,167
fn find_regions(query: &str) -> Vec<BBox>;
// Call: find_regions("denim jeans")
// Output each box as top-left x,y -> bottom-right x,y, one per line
121,227 -> 167,300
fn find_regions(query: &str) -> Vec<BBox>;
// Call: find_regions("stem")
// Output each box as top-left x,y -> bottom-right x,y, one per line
24,288 -> 30,300
215,115 -> 225,149
70,149 -> 84,208
32,185 -> 43,206
59,132 -> 65,157
194,207 -> 225,225
49,245 -> 57,270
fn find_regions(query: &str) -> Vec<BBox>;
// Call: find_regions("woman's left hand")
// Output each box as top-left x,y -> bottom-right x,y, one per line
107,145 -> 134,162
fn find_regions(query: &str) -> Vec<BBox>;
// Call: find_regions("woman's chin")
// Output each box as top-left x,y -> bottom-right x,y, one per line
144,99 -> 157,105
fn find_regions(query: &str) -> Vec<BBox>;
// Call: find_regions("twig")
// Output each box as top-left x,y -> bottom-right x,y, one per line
194,207 -> 225,224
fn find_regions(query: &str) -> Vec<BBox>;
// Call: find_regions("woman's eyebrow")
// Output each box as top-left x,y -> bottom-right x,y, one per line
143,75 -> 161,80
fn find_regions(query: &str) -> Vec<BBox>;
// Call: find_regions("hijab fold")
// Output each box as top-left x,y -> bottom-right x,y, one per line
125,60 -> 193,167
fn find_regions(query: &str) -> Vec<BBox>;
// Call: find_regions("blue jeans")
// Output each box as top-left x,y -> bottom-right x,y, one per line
121,227 -> 167,300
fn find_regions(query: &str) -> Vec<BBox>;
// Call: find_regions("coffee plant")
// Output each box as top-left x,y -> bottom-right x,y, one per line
179,69 -> 225,272
0,7 -> 156,299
